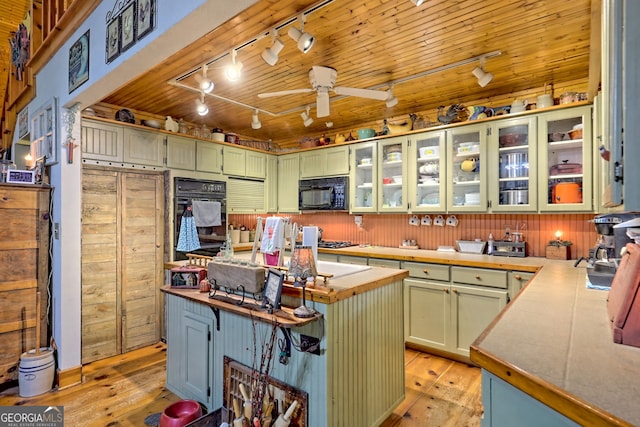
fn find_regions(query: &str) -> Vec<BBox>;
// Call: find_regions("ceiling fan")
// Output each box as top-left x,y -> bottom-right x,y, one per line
257,65 -> 390,118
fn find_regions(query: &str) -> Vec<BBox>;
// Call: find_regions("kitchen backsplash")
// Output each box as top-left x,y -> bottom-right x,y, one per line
230,212 -> 598,259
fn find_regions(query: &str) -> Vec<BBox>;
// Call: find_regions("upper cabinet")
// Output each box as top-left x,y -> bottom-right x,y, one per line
196,141 -> 223,174
409,130 -> 447,213
166,135 -> 196,170
378,137 -> 409,212
350,142 -> 378,213
488,116 -> 538,212
222,146 -> 266,179
537,105 -> 592,212
81,119 -> 124,162
123,127 -> 165,167
277,153 -> 300,213
446,124 -> 488,212
299,145 -> 350,178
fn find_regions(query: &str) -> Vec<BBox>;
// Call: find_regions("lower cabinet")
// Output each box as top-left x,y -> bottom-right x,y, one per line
508,271 -> 535,301
404,263 -> 508,358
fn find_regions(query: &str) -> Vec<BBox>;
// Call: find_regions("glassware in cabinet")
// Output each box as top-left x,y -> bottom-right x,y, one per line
446,124 -> 487,212
537,106 -> 592,211
378,137 -> 408,211
350,142 -> 377,212
410,130 -> 446,212
490,117 -> 537,211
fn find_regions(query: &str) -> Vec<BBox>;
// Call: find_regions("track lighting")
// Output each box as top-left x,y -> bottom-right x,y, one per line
301,106 -> 313,127
288,14 -> 314,53
225,49 -> 243,82
195,92 -> 208,116
472,56 -> 494,87
251,109 -> 262,129
195,64 -> 214,93
261,29 -> 285,66
410,0 -> 425,5
385,86 -> 398,108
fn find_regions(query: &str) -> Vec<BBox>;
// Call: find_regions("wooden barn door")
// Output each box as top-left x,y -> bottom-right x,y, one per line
81,167 -> 164,364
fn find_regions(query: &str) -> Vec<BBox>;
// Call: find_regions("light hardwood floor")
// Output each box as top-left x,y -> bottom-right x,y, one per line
0,343 -> 483,426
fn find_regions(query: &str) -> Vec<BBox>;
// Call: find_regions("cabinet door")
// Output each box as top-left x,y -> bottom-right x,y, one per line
196,141 -> 223,173
227,177 -> 266,213
245,151 -> 266,179
508,271 -> 535,301
223,146 -> 246,176
447,124 -> 488,212
410,130 -> 446,212
123,128 -> 165,166
277,153 -> 299,212
378,137 -> 408,212
404,278 -> 451,352
537,106 -> 593,212
299,150 -> 324,178
451,284 -> 507,357
489,116 -> 538,212
266,155 -> 278,212
81,120 -> 124,162
324,145 -> 350,176
167,135 -> 196,170
350,142 -> 377,212
181,312 -> 211,401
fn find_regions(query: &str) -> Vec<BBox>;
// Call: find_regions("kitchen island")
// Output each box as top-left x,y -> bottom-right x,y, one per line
162,258 -> 408,427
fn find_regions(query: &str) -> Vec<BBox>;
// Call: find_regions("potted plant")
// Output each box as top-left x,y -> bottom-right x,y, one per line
546,238 -> 573,260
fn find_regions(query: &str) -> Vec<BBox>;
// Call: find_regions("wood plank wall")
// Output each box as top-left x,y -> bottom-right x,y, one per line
230,213 -> 598,259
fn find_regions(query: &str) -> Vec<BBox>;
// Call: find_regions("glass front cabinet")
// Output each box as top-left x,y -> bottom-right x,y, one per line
378,137 -> 408,212
488,116 -> 538,212
446,124 -> 487,212
409,130 -> 446,212
350,142 -> 378,213
537,106 -> 592,212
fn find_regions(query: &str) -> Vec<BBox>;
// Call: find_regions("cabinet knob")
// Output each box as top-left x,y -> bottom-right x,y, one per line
514,274 -> 522,280
453,289 -> 458,294
475,275 -> 482,280
444,288 -> 449,293
423,269 -> 429,274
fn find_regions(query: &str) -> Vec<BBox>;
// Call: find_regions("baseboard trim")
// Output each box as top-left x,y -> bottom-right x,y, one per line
57,365 -> 82,390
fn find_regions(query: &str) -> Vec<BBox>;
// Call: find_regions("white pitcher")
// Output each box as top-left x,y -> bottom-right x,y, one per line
510,99 -> 528,114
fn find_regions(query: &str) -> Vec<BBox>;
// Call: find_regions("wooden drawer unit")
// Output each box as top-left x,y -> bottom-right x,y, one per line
403,261 -> 450,281
368,258 -> 401,269
451,266 -> 507,289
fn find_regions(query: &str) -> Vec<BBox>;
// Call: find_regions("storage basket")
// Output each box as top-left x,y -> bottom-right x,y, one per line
456,240 -> 486,254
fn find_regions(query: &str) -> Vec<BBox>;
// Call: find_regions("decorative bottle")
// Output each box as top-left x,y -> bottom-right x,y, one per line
487,233 -> 494,255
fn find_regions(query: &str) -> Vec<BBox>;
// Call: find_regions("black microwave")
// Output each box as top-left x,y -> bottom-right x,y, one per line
299,177 -> 348,211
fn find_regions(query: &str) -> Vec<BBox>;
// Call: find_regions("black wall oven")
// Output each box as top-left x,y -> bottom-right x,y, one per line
174,177 -> 226,260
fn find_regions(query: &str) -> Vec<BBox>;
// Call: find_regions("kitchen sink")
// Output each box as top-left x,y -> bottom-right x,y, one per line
315,260 -> 371,279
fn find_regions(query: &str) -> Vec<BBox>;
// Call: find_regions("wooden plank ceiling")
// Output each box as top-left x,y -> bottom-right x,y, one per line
0,0 -> 31,108
63,1 -> 598,149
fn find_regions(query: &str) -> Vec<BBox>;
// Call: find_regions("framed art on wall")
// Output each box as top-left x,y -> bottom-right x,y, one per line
17,107 -> 28,139
69,30 -> 90,93
262,268 -> 284,311
136,0 -> 155,40
120,2 -> 136,52
106,16 -> 120,63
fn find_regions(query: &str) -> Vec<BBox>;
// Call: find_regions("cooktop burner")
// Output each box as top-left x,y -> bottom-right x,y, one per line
317,240 -> 357,249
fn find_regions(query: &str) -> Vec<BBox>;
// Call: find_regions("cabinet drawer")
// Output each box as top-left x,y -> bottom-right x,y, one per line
403,261 -> 450,281
338,255 -> 368,265
451,266 -> 507,289
368,258 -> 400,269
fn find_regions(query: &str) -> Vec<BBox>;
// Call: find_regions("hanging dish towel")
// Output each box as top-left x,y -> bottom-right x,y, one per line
192,200 -> 221,226
260,216 -> 284,255
176,207 -> 201,252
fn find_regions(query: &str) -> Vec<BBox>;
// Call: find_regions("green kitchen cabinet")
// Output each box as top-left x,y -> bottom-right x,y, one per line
446,123 -> 488,212
123,127 -> 165,167
368,258 -> 401,269
337,255 -> 368,265
266,154 -> 278,212
166,135 -> 196,170
223,146 -> 266,179
507,270 -> 535,301
350,141 -> 378,213
81,119 -> 124,162
409,129 -> 447,213
227,177 -> 265,213
277,153 -> 300,212
537,105 -> 593,212
299,145 -> 349,178
196,140 -> 223,174
378,136 -> 409,212
404,277 -> 451,352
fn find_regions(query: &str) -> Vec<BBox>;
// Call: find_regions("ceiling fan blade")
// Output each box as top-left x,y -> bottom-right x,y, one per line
334,86 -> 389,101
316,89 -> 330,118
257,88 -> 314,98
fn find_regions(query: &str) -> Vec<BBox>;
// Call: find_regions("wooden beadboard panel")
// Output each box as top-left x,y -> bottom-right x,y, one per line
230,212 -> 598,259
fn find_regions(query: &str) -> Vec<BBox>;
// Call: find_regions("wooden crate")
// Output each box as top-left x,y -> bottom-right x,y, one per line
546,245 -> 571,260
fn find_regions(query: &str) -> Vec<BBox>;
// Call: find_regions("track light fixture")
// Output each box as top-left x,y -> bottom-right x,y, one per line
301,106 -> 313,127
410,0 -> 425,5
251,109 -> 262,129
195,92 -> 208,116
195,64 -> 214,93
472,56 -> 494,87
385,86 -> 398,108
261,29 -> 285,66
225,49 -> 243,82
288,14 -> 315,53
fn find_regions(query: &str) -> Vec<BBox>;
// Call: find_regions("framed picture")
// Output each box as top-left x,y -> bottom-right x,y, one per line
120,2 -> 136,52
106,16 -> 120,63
68,30 -> 90,93
7,169 -> 35,185
17,107 -> 28,139
29,98 -> 57,166
136,0 -> 155,41
262,268 -> 285,311
32,156 -> 45,184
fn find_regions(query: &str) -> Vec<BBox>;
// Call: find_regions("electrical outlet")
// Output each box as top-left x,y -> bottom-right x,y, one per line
54,223 -> 60,240
300,334 -> 320,355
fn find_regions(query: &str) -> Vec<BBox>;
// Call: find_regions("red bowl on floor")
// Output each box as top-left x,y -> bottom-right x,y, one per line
159,400 -> 202,427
